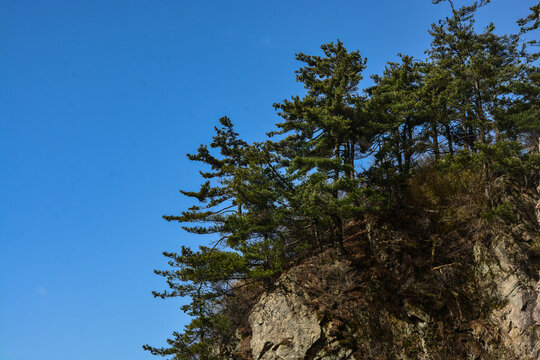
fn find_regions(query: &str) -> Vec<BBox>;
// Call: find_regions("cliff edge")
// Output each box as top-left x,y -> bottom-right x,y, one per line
229,181 -> 540,360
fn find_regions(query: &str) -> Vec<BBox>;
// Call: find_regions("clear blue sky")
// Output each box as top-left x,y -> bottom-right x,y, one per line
0,1 -> 534,359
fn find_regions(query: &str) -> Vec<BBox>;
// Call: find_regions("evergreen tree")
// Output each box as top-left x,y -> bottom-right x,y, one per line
143,246 -> 246,359
419,61 -> 458,158
367,55 -> 425,187
426,0 -> 537,205
144,118 -> 296,358
271,41 -> 371,252
506,2 -> 540,153
162,116 -> 294,275
146,3 -> 539,358
272,40 -> 368,180
427,0 -> 524,149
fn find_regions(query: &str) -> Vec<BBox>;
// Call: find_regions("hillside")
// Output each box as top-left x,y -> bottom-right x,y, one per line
144,2 -> 540,359
225,172 -> 540,359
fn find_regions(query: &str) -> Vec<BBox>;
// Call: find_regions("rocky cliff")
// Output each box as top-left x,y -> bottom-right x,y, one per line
228,183 -> 540,360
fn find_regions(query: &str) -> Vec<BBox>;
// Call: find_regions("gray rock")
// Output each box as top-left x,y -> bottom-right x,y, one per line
244,217 -> 539,359
475,233 -> 540,359
249,275 -> 322,360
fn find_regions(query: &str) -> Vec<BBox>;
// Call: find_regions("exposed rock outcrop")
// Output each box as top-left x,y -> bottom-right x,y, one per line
240,227 -> 539,359
228,182 -> 540,360
248,264 -> 359,360
474,230 -> 540,358
249,276 -> 321,360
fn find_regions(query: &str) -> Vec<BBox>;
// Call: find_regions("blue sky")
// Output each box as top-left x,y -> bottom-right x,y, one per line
0,1 -> 535,359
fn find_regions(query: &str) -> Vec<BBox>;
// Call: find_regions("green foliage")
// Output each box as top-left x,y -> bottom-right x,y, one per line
271,40 -> 368,180
481,203 -> 516,223
147,2 -> 539,358
143,246 -> 245,359
271,41 -> 377,251
367,55 -> 426,187
477,141 -> 540,176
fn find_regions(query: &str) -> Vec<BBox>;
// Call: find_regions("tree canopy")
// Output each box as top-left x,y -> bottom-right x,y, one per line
145,2 -> 539,359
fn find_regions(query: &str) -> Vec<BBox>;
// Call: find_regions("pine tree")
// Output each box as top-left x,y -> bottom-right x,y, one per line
272,41 -> 368,179
270,40 -> 371,252
419,61 -> 458,158
506,2 -> 540,153
162,116 -> 294,272
146,3 -> 539,358
367,55 -> 425,187
427,0 -> 524,149
143,246 -> 246,359
144,118 -> 297,358
426,0 -> 536,205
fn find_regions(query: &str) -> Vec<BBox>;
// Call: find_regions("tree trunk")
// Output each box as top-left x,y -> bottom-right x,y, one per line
433,123 -> 440,161
395,129 -> 403,173
445,124 -> 454,156
350,140 -> 355,180
334,142 -> 340,184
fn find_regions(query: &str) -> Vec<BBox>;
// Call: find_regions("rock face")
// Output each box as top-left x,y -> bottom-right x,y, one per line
475,230 -> 540,359
242,228 -> 539,359
238,185 -> 540,360
249,277 -> 321,360
248,266 -> 357,360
